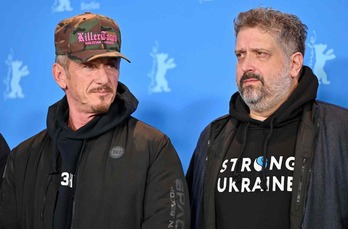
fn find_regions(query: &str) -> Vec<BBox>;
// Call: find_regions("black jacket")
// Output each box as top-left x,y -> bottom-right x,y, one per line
186,67 -> 348,229
0,83 -> 190,229
0,134 -> 10,184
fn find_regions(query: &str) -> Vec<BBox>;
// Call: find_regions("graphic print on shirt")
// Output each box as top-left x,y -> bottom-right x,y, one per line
217,155 -> 295,193
61,172 -> 74,188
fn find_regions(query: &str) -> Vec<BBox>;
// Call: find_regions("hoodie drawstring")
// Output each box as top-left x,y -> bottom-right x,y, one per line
233,122 -> 250,182
233,116 -> 276,191
260,116 -> 276,190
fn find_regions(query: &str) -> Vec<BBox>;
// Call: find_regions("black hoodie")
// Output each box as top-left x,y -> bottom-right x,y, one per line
216,66 -> 318,229
187,66 -> 348,229
46,82 -> 138,174
46,82 -> 138,229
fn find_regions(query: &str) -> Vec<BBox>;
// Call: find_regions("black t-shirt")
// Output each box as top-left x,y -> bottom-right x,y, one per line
53,138 -> 83,229
215,120 -> 299,229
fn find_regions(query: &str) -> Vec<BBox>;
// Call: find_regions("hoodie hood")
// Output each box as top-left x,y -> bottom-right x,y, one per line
47,82 -> 138,140
229,66 -> 318,126
46,82 -> 138,173
228,66 -> 318,189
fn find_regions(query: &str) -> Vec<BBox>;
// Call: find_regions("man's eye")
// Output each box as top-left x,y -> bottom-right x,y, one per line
83,64 -> 95,69
107,63 -> 117,68
235,53 -> 243,58
257,51 -> 267,57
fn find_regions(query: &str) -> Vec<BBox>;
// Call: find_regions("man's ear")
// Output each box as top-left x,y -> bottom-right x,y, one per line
52,63 -> 67,89
290,52 -> 303,79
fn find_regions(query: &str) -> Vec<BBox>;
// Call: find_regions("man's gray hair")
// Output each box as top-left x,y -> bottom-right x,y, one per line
234,7 -> 308,57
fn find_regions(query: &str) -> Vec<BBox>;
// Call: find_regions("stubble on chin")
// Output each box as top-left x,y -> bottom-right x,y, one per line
90,95 -> 114,114
238,72 -> 265,105
238,67 -> 292,113
240,84 -> 263,105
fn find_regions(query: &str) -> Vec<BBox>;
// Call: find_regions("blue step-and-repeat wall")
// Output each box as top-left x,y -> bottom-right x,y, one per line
1,0 -> 347,171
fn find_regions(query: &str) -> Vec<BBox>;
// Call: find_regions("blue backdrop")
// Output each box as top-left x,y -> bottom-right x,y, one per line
1,0 -> 347,171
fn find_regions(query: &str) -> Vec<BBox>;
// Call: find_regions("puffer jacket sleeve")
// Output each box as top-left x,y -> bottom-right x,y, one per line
0,151 -> 20,229
141,135 -> 190,229
0,134 -> 10,183
186,125 -> 210,229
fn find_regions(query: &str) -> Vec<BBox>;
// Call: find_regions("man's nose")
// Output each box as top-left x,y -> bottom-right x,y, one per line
241,54 -> 255,73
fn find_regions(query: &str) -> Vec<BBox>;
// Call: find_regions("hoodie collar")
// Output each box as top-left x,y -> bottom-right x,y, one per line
229,66 -> 318,127
230,66 -> 318,189
46,82 -> 138,174
47,82 -> 138,140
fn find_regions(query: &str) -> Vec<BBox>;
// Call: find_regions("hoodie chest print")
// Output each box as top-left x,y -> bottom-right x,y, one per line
217,155 -> 295,193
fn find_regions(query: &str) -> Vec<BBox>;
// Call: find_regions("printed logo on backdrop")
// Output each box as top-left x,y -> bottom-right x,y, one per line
81,0 -> 100,11
52,0 -> 100,13
199,0 -> 213,3
308,31 -> 336,85
3,50 -> 30,100
148,41 -> 176,94
52,0 -> 73,13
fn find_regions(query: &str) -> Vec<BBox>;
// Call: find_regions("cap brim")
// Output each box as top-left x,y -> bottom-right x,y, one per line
68,49 -> 131,63
87,51 -> 131,63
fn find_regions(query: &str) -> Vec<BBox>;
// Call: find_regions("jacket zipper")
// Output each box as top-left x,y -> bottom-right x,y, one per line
41,174 -> 54,221
206,140 -> 211,161
296,156 -> 307,210
70,140 -> 87,229
202,138 -> 212,229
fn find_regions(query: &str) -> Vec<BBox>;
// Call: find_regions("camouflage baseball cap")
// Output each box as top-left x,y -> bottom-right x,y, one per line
54,12 -> 130,63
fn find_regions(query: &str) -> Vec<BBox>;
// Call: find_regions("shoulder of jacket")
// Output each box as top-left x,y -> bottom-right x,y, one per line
210,114 -> 238,132
198,114 -> 239,145
313,100 -> 348,122
316,100 -> 348,113
12,130 -> 49,154
128,116 -> 167,137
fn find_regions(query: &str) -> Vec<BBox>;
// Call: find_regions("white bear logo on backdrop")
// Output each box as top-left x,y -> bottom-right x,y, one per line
308,31 -> 336,85
52,0 -> 73,13
3,50 -> 30,100
148,41 -> 176,94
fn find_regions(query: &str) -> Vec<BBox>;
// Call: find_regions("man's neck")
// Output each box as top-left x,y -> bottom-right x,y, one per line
67,112 -> 95,131
249,106 -> 278,121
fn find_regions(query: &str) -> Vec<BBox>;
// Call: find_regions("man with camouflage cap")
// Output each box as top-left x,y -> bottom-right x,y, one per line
0,12 -> 190,229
